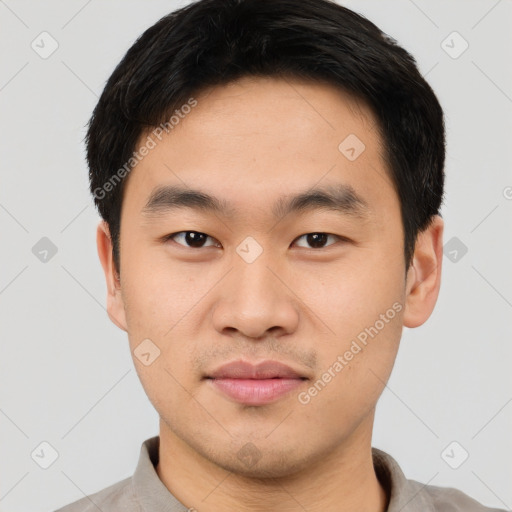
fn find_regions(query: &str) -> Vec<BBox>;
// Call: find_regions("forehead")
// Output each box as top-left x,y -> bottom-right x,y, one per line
181,76 -> 379,152
123,76 -> 396,223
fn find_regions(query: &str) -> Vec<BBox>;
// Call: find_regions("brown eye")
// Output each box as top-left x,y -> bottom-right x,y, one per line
167,231 -> 220,248
294,233 -> 340,249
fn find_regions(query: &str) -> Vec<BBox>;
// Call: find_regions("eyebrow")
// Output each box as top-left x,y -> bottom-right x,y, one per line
141,183 -> 371,221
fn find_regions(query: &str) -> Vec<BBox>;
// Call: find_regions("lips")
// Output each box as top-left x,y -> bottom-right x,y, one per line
206,360 -> 307,405
208,360 -> 305,380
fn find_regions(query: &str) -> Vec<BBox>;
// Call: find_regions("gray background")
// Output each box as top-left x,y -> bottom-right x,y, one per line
1,1 -> 511,511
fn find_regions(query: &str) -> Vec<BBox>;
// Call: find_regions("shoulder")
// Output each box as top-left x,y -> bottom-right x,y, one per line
372,448 -> 506,512
408,478 -> 507,512
54,476 -> 139,512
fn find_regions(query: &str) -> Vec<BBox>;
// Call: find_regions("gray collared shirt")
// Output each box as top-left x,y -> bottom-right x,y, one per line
54,436 -> 506,511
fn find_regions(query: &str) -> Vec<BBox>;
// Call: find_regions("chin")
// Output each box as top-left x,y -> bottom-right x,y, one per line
205,445 -> 314,479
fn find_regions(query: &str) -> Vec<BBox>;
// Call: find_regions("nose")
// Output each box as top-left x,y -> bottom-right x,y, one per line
211,251 -> 300,340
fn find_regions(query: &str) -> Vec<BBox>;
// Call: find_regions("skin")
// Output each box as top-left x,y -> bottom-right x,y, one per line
97,76 -> 443,512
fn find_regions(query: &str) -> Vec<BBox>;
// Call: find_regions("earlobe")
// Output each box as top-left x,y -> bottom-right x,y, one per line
96,221 -> 128,332
403,215 -> 444,328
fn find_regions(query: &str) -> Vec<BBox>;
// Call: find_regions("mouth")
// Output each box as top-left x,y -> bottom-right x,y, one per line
205,360 -> 308,406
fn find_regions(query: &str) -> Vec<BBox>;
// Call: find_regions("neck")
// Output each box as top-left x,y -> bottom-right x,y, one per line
155,413 -> 388,512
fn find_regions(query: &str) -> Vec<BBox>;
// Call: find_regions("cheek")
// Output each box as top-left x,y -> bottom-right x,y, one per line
121,249 -> 198,336
299,308 -> 403,439
295,251 -> 405,414
294,248 -> 405,336
120,253 -> 206,387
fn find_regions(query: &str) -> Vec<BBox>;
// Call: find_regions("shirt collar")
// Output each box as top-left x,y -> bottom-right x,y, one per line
132,436 -> 186,511
133,436 -> 436,511
372,447 -> 436,511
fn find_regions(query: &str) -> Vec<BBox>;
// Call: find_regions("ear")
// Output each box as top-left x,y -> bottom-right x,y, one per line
96,221 -> 128,332
403,215 -> 444,328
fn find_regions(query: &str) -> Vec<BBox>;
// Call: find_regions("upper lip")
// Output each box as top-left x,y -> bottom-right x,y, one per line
207,360 -> 306,379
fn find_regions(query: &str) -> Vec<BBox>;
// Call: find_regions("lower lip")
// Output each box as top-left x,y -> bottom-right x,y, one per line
208,378 -> 304,405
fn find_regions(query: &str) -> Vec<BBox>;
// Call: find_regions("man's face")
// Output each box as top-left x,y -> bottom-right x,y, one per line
103,77 -> 424,477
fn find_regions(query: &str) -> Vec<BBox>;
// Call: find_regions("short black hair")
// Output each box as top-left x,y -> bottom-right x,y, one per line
86,0 -> 445,274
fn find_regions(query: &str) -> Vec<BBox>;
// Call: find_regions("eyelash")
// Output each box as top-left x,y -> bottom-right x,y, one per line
163,231 -> 348,250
